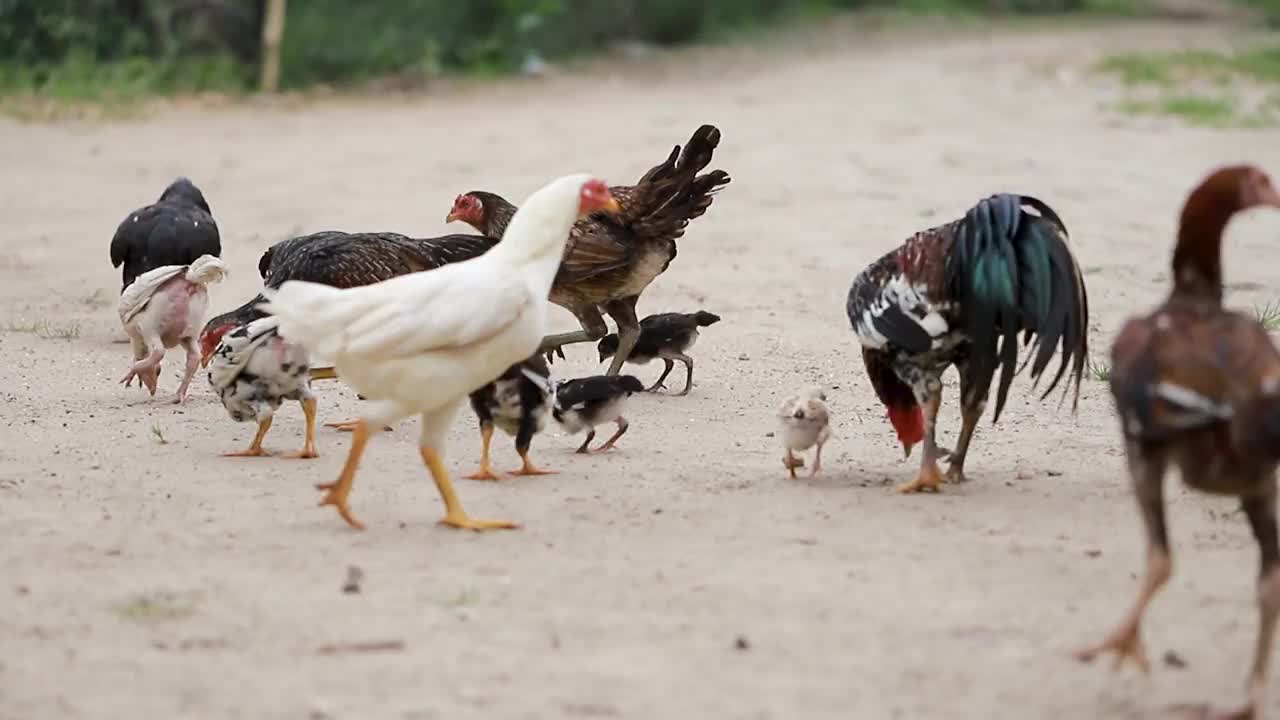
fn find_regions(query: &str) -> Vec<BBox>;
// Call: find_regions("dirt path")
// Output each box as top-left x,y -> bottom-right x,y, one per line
2,19 -> 1279,720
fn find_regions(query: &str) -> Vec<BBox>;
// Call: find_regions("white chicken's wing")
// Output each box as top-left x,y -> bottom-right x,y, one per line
118,265 -> 186,325
264,264 -> 532,362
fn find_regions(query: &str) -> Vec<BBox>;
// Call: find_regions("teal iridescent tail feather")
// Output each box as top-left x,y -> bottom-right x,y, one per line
943,194 -> 1089,423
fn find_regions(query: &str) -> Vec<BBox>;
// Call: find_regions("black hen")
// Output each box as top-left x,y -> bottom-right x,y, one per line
109,177 -> 221,291
596,310 -> 721,395
465,354 -> 556,480
552,375 -> 645,453
845,193 -> 1089,493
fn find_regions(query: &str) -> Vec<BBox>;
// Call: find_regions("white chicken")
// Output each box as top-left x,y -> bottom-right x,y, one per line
118,254 -> 228,403
778,386 -> 832,478
207,315 -> 318,459
261,173 -> 621,531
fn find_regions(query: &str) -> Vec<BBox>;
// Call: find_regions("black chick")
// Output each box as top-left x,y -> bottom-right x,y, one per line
465,354 -> 556,481
597,310 -> 720,395
109,177 -> 221,292
552,375 -> 645,454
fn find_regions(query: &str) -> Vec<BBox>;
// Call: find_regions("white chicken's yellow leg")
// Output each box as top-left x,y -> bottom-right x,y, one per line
420,446 -> 518,531
465,424 -> 502,481
317,420 -> 369,530
283,398 -> 319,459
223,417 -> 274,457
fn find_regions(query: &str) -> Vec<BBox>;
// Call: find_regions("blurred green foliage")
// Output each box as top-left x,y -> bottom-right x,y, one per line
0,0 -> 1242,100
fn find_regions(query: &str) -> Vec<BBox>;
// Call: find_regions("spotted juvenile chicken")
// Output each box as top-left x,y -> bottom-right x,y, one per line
778,387 -> 832,478
207,315 -> 317,459
465,354 -> 556,480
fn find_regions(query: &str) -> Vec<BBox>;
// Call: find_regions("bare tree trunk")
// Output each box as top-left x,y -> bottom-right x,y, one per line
259,0 -> 287,93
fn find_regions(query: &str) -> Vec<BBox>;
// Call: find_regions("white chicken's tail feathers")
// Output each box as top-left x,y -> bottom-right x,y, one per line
258,281 -> 351,358
185,254 -> 229,286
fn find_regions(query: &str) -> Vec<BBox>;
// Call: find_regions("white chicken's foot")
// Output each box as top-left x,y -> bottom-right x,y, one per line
421,446 -> 519,531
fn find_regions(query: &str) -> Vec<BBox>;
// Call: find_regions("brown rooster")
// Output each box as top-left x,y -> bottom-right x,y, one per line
446,124 -> 731,374
1075,166 -> 1280,719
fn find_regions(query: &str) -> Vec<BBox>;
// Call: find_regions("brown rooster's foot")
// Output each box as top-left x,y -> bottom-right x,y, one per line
896,463 -> 945,494
945,464 -> 969,484
1074,622 -> 1150,674
282,447 -> 318,460
464,466 -> 504,482
438,512 -> 520,532
316,481 -> 365,531
223,447 -> 274,458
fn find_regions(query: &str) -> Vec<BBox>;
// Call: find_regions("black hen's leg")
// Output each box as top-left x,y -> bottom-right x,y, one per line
541,307 -> 609,364
603,296 -> 640,377
946,365 -> 986,484
648,359 -> 675,393
1076,442 -> 1171,673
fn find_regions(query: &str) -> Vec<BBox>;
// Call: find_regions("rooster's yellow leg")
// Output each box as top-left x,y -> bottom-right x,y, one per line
223,417 -> 275,457
465,424 -> 502,481
283,397 -> 319,459
420,446 -> 518,531
897,393 -> 945,494
317,420 -> 369,530
512,449 -> 556,476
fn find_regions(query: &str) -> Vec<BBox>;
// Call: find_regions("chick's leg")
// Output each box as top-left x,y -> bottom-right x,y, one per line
575,430 -> 596,454
420,446 -> 518,531
648,359 -> 675,393
810,439 -> 825,477
465,423 -> 502,481
784,449 -> 803,478
1075,447 -> 1170,673
675,353 -> 695,396
511,413 -> 554,476
896,387 -> 945,494
283,397 -> 319,459
224,417 -> 275,457
593,417 -> 629,453
603,297 -> 640,377
316,419 -> 370,530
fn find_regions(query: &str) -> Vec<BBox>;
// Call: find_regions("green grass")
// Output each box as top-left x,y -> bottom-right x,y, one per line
150,423 -> 168,445
112,592 -> 198,621
1087,358 -> 1112,382
1255,301 -> 1280,331
1099,46 -> 1280,127
2,318 -> 81,339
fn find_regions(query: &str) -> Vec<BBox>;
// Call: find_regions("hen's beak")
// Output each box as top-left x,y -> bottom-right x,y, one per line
200,349 -> 213,369
600,195 -> 622,215
445,211 -> 460,224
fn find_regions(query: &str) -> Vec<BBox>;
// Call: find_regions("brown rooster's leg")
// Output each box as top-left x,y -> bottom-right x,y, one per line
465,423 -> 502,481
316,420 -> 370,530
603,297 -> 640,377
945,399 -> 985,484
575,431 -> 596,454
421,446 -> 518,531
1170,492 -> 1280,720
593,417 -> 629,453
223,417 -> 275,457
282,397 -> 319,459
512,449 -> 556,476
1076,447 -> 1170,673
542,308 -> 611,364
648,359 -> 675,393
896,391 -> 945,494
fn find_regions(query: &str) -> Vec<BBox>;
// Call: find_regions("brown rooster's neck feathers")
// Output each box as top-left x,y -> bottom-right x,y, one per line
1171,167 -> 1249,303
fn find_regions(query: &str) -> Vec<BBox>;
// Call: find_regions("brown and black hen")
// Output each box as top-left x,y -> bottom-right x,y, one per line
1075,165 -> 1280,720
446,124 -> 731,375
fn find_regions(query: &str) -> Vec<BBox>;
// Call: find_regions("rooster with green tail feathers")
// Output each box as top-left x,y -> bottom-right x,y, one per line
846,193 -> 1090,493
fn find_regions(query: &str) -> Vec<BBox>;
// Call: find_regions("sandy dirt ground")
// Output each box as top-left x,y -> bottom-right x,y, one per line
3,18 -> 1280,720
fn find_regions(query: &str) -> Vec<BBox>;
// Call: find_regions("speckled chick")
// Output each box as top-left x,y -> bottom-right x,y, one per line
778,387 -> 831,478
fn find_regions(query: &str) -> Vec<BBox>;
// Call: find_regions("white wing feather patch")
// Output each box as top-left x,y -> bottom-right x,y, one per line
854,275 -> 949,350
118,264 -> 187,325
1151,381 -> 1233,426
